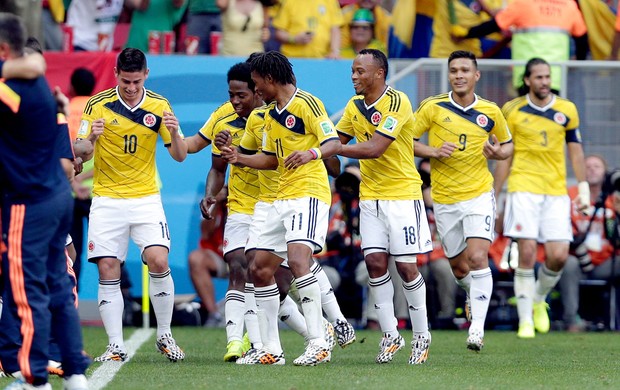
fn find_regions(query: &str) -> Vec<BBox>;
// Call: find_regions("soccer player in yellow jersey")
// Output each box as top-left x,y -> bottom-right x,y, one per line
76,48 -> 187,363
412,50 -> 513,352
220,51 -> 342,366
493,58 -> 588,339
336,49 -> 433,365
196,62 -> 264,362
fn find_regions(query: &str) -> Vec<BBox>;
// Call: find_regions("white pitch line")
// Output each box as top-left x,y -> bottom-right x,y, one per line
88,328 -> 154,390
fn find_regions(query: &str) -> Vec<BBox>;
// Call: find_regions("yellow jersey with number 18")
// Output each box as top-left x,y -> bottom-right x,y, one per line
263,89 -> 338,206
412,92 -> 512,205
337,86 -> 423,201
78,87 -> 183,199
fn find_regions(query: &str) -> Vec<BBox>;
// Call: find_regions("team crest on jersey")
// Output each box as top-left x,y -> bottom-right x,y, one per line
78,120 -> 89,136
476,114 -> 488,128
370,112 -> 382,125
285,115 -> 296,129
143,113 -> 157,127
320,121 -> 334,135
553,112 -> 567,125
381,116 -> 397,132
88,240 -> 95,252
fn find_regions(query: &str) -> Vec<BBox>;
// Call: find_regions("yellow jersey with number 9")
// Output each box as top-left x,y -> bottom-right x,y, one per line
78,87 -> 183,199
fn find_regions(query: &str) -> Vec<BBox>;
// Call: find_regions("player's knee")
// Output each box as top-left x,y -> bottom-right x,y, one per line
365,252 -> 388,276
188,250 -> 203,270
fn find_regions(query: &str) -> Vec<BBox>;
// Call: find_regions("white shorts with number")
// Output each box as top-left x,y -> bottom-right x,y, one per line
434,191 -> 496,259
504,192 -> 572,242
360,199 -> 433,260
223,212 -> 252,255
257,197 -> 329,256
88,195 -> 170,262
246,201 -> 271,252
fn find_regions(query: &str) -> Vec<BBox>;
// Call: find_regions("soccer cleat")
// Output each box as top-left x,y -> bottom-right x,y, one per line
241,333 -> 251,353
517,322 -> 535,339
333,319 -> 356,348
323,318 -> 337,351
236,347 -> 260,365
466,329 -> 484,352
464,296 -> 472,322
533,301 -> 550,334
409,332 -> 431,365
376,333 -> 405,364
47,360 -> 64,377
223,340 -> 244,362
156,333 -> 185,362
243,349 -> 285,365
63,374 -> 88,390
94,343 -> 127,362
293,341 -> 331,366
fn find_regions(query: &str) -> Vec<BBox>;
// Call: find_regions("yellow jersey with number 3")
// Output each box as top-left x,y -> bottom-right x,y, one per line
78,87 -> 183,199
263,89 -> 338,205
337,86 -> 423,201
502,94 -> 581,196
412,92 -> 512,205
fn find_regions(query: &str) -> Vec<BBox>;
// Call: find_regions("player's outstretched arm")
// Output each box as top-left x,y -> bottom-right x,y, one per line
2,53 -> 46,79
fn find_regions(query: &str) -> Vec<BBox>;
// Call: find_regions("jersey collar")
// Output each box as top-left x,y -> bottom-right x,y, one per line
275,88 -> 298,114
526,93 -> 556,112
363,85 -> 390,110
116,86 -> 147,112
448,91 -> 478,112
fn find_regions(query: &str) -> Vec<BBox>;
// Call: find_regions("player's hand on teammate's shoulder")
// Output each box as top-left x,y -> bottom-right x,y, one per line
434,142 -> 457,159
214,130 -> 232,149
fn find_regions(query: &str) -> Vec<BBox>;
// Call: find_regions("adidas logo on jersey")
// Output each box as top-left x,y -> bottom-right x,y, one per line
475,294 -> 488,301
226,320 -> 235,326
443,116 -> 451,122
301,297 -> 313,304
110,118 -> 120,125
154,292 -> 170,297
98,300 -> 111,307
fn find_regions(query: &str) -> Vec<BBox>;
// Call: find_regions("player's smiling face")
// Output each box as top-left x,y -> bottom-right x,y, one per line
251,71 -> 276,103
351,53 -> 381,96
228,80 -> 259,118
525,63 -> 551,101
115,69 -> 148,106
448,58 -> 479,97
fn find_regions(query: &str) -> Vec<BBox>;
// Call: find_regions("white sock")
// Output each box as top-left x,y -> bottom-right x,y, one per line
402,274 -> 428,336
224,290 -> 245,343
535,264 -> 562,303
244,283 -> 262,349
469,268 -> 493,331
514,267 -> 535,325
295,273 -> 324,344
149,269 -> 175,338
311,262 -> 345,323
368,272 -> 398,338
255,284 -> 282,354
98,279 -> 125,347
455,273 -> 472,296
278,294 -> 308,339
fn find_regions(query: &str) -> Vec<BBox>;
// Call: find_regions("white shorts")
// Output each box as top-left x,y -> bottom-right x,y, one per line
434,191 -> 495,259
223,212 -> 252,255
88,195 -> 170,262
504,192 -> 572,242
257,197 -> 329,255
246,201 -> 271,252
359,199 -> 433,259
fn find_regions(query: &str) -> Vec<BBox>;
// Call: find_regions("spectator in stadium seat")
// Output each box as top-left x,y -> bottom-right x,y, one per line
66,0 -> 124,52
125,0 -> 187,52
272,0 -> 343,59
341,8 -> 387,59
187,0 -> 222,54
216,0 -> 273,56
559,155 -> 620,332
340,0 -> 391,50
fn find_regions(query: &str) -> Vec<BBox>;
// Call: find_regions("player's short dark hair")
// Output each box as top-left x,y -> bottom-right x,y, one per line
359,48 -> 388,78
0,13 -> 26,55
227,62 -> 255,91
117,48 -> 147,73
249,51 -> 295,85
25,36 -> 42,54
71,68 -> 96,96
517,57 -> 550,96
448,50 -> 478,69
